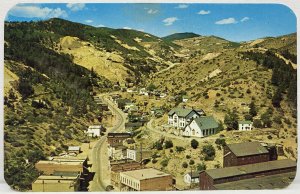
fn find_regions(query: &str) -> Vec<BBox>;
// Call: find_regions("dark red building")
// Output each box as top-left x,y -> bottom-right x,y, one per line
223,141 -> 270,167
107,132 -> 132,147
199,159 -> 296,190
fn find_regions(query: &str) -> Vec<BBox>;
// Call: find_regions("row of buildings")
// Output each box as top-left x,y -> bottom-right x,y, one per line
167,107 -> 253,138
31,147 -> 91,192
198,141 -> 296,190
107,132 -> 175,191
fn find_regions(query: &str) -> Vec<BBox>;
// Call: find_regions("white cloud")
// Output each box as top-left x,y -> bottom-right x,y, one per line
66,3 -> 85,12
197,10 -> 211,15
215,17 -> 238,25
175,4 -> 189,9
123,27 -> 132,30
162,17 -> 178,26
241,17 -> 250,22
85,20 -> 93,23
137,29 -> 144,32
96,24 -> 105,27
147,9 -> 158,14
8,4 -> 68,19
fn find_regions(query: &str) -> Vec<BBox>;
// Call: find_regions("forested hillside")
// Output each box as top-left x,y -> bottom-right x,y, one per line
4,21 -> 112,190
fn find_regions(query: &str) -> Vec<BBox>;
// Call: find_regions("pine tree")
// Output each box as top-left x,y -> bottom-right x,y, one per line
249,101 -> 257,117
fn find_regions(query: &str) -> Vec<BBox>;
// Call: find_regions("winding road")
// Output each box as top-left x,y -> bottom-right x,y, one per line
89,94 -> 126,191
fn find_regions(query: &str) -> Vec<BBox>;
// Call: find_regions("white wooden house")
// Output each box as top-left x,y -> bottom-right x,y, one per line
184,171 -> 200,184
86,125 -> 102,137
238,121 -> 253,131
68,146 -> 81,154
168,107 -> 200,128
182,116 -> 219,137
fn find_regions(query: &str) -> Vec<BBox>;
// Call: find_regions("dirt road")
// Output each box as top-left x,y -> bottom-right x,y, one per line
89,94 -> 126,191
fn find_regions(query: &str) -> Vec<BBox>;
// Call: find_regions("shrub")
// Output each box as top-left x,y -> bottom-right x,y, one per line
191,139 -> 199,149
253,119 -> 263,128
189,160 -> 195,165
273,116 -> 282,125
215,138 -> 226,147
197,162 -> 207,171
201,144 -> 216,161
176,146 -> 185,152
182,162 -> 188,168
186,155 -> 191,159
164,140 -> 173,149
160,159 -> 169,167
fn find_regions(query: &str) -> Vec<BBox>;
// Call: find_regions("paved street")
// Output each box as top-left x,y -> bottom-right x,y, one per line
89,94 -> 126,191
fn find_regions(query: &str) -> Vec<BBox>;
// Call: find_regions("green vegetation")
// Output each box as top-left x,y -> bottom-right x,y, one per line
201,144 -> 216,161
162,32 -> 200,41
224,109 -> 239,130
242,50 -> 296,106
196,162 -> 207,171
191,139 -> 199,149
164,140 -> 173,149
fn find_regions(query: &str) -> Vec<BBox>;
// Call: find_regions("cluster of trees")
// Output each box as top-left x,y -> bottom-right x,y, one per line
242,50 -> 297,107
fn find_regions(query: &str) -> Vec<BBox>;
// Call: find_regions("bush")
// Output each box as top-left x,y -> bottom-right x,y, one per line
160,159 -> 169,167
164,140 -> 173,149
191,139 -> 199,149
189,160 -> 195,165
154,141 -> 163,150
176,146 -> 185,152
215,138 -> 226,147
186,155 -> 191,159
197,162 -> 207,171
182,162 -> 188,168
201,144 -> 216,161
253,119 -> 263,128
273,116 -> 282,125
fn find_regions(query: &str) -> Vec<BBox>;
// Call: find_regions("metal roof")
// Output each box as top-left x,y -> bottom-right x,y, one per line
238,120 -> 253,125
205,159 -> 296,180
168,107 -> 197,117
214,172 -> 296,189
226,141 -> 269,157
194,116 -> 219,130
121,168 -> 171,180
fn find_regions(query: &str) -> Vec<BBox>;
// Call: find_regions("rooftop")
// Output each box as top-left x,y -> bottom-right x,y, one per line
68,146 -> 81,151
204,159 -> 296,180
188,171 -> 201,178
193,116 -> 219,130
238,120 -> 253,125
37,160 -> 83,166
53,171 -> 81,177
214,172 -> 296,189
121,168 -> 171,180
226,141 -> 269,157
168,107 -> 197,117
108,132 -> 132,138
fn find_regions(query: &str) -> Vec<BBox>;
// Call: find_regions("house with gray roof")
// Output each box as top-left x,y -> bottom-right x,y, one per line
181,116 -> 219,137
168,107 -> 200,128
223,141 -> 270,167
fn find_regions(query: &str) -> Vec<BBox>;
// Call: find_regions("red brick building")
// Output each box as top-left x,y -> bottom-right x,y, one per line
223,141 -> 270,167
199,159 -> 296,190
110,159 -> 143,189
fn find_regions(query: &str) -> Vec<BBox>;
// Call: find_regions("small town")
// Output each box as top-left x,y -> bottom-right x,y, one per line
29,88 -> 296,191
3,3 -> 297,192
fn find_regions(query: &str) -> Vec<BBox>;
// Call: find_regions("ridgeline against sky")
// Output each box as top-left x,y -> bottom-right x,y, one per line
6,3 -> 296,42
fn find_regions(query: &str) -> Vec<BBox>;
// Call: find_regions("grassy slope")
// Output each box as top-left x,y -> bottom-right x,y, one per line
145,34 -> 297,186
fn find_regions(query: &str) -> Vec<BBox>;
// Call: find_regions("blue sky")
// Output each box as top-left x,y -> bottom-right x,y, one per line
6,3 -> 296,42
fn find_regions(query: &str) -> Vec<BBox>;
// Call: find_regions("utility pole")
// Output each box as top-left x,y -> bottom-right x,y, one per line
190,165 -> 193,189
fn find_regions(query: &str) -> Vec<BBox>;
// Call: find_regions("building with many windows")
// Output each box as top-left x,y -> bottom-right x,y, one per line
168,107 -> 200,128
120,168 -> 174,191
